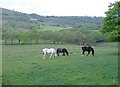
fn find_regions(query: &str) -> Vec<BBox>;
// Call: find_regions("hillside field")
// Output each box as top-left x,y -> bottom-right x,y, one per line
2,42 -> 118,85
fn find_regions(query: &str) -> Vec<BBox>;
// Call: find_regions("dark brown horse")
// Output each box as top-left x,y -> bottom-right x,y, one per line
56,48 -> 69,56
81,46 -> 94,56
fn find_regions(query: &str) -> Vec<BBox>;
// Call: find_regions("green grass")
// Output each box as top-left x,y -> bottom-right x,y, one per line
0,44 -> 2,86
2,43 -> 118,85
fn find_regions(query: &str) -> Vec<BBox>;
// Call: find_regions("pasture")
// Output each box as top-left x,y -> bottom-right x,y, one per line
2,42 -> 118,85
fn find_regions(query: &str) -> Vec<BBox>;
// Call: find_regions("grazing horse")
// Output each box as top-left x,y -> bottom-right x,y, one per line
81,46 -> 94,56
42,48 -> 57,59
56,48 -> 69,56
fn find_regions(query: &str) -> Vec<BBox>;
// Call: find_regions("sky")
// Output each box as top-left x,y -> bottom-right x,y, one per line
0,0 -> 119,17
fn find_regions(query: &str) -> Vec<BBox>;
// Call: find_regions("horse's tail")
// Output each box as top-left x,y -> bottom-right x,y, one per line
91,47 -> 94,56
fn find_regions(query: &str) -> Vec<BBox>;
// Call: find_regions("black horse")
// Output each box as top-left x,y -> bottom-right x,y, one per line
81,46 -> 94,56
56,48 -> 69,56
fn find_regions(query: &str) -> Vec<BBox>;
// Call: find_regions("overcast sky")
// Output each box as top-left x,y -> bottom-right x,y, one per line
0,0 -> 118,16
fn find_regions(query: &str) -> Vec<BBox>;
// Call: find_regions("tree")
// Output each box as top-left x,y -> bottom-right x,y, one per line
49,31 -> 61,44
63,30 -> 73,44
89,31 -> 106,42
3,32 -> 16,44
16,32 -> 30,44
101,1 -> 120,41
72,30 -> 84,44
30,31 -> 41,44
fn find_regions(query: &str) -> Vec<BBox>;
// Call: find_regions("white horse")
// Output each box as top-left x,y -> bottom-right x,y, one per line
42,48 -> 57,59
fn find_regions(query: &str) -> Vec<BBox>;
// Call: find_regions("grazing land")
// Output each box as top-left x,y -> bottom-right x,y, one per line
2,42 -> 118,85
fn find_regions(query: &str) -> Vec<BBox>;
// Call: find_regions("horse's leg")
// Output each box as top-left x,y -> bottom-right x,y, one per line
63,52 -> 65,56
82,50 -> 85,56
87,51 -> 90,56
53,53 -> 55,58
57,52 -> 59,56
55,52 -> 57,57
49,53 -> 53,59
43,53 -> 46,59
54,52 -> 57,58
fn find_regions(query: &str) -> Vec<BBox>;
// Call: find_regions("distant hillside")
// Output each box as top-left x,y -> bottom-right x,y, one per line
2,8 -> 103,32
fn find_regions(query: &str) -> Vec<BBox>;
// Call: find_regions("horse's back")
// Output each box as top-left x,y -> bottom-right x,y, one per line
81,45 -> 91,49
43,48 -> 48,52
43,48 -> 56,53
57,48 -> 65,52
50,48 -> 56,52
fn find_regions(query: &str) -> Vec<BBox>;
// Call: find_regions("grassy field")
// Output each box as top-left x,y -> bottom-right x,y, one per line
2,42 -> 118,85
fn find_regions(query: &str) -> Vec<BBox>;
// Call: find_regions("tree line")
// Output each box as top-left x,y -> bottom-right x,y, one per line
2,29 -> 106,45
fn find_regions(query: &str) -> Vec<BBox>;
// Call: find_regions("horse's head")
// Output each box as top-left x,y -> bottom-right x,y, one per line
55,53 -> 57,56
